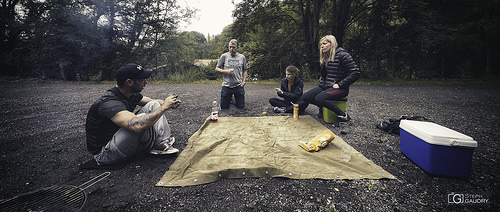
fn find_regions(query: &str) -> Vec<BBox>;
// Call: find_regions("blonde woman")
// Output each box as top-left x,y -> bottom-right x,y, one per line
297,35 -> 360,122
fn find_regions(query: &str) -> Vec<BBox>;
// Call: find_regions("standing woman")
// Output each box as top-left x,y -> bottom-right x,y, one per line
298,35 -> 360,122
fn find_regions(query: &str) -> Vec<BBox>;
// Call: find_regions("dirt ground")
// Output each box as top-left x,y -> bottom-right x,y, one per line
0,81 -> 498,211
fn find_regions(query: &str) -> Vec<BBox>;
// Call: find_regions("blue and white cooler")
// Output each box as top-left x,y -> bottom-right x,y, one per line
399,120 -> 477,178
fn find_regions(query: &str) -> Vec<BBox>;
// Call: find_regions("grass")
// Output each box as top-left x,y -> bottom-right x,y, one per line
150,77 -> 499,85
353,78 -> 500,85
2,76 -> 499,86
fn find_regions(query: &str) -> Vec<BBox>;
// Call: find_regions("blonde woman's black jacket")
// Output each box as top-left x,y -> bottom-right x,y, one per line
319,47 -> 360,89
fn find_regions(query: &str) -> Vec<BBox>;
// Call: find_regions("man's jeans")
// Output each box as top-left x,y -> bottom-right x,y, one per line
94,101 -> 171,165
220,86 -> 245,109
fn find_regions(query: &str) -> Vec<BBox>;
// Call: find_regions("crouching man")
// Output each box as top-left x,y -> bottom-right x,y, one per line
85,64 -> 181,166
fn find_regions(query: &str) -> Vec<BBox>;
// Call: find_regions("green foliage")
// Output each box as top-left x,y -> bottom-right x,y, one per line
0,0 -> 195,81
164,67 -> 202,83
232,0 -> 500,81
232,0 -> 308,80
156,61 -> 220,83
1,0 -> 499,82
200,60 -> 220,80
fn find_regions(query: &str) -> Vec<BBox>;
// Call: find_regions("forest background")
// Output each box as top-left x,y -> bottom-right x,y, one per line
1,0 -> 499,83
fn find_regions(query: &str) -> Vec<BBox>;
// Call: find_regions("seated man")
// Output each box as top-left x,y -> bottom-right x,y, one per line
85,64 -> 181,165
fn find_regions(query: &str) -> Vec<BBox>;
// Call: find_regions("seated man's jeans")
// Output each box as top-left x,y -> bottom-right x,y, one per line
94,101 -> 171,165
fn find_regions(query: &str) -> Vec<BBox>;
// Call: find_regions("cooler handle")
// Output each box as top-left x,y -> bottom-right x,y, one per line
450,139 -> 477,147
450,140 -> 458,146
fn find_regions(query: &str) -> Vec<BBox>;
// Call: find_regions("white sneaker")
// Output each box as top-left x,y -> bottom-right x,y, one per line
273,107 -> 286,113
150,142 -> 179,155
167,137 -> 175,146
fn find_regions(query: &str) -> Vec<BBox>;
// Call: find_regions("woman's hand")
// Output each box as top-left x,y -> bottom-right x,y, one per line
333,83 -> 340,89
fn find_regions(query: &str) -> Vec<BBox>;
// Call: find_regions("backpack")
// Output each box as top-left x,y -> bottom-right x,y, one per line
377,115 -> 429,136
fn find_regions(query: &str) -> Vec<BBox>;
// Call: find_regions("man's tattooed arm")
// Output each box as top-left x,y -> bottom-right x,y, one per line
127,107 -> 165,128
111,95 -> 180,133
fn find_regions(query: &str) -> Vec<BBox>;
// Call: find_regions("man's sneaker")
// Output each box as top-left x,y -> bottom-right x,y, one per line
167,137 -> 175,146
273,107 -> 286,113
150,142 -> 179,155
337,112 -> 351,122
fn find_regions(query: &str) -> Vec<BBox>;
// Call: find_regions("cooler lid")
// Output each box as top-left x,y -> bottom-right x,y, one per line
400,120 -> 477,148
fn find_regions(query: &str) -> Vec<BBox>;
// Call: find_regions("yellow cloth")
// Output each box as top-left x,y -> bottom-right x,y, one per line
157,115 -> 395,187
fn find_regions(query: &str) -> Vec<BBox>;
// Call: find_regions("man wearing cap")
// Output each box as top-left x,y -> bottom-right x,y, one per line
85,64 -> 181,166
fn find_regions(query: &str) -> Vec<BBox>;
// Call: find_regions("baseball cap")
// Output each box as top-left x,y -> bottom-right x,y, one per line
116,64 -> 153,82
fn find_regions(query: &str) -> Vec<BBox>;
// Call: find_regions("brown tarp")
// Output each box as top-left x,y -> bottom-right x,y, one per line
157,115 -> 395,187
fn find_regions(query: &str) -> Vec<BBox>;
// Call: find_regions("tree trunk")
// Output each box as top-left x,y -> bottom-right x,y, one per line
331,0 -> 352,46
300,0 -> 324,77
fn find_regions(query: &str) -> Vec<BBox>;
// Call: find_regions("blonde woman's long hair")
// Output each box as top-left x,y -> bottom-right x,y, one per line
319,35 -> 338,64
